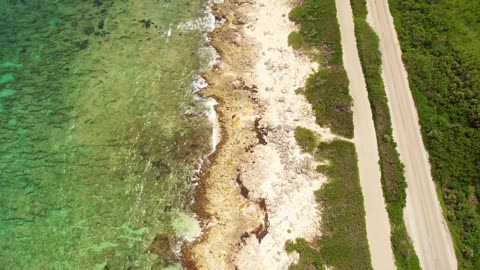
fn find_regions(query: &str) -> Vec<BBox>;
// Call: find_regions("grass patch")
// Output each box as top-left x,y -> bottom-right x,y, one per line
287,1 -> 371,269
288,0 -> 353,138
286,238 -> 324,270
288,140 -> 373,270
288,31 -> 305,50
294,126 -> 318,153
388,0 -> 480,268
315,140 -> 372,270
291,130 -> 373,269
349,0 -> 420,269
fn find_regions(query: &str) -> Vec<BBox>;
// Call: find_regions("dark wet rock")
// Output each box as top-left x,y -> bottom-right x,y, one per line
234,0 -> 256,5
215,15 -> 225,22
334,103 -> 351,112
252,199 -> 269,243
253,223 -> 268,242
139,19 -> 154,29
236,174 -> 250,199
148,234 -> 176,263
254,118 -> 268,145
240,232 -> 250,244
233,15 -> 248,25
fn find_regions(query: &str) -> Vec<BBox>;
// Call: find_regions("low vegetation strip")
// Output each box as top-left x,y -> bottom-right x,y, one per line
388,0 -> 480,268
288,0 -> 353,138
285,0 -> 372,268
314,140 -> 372,270
349,0 -> 420,269
288,136 -> 372,270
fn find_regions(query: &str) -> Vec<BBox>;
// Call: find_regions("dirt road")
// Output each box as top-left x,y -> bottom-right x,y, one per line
335,1 -> 396,269
364,0 -> 457,269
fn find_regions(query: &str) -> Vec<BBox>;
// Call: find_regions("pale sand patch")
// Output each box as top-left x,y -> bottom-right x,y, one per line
365,0 -> 457,269
335,0 -> 396,269
234,0 -> 339,268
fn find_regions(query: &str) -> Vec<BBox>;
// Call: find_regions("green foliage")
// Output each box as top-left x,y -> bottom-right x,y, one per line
288,31 -> 305,50
315,140 -> 372,270
289,0 -> 353,138
287,1 -> 371,269
304,67 -> 352,138
349,0 -> 420,269
294,126 -> 318,153
287,140 -> 372,270
294,87 -> 305,95
286,239 -> 325,270
389,0 -> 480,268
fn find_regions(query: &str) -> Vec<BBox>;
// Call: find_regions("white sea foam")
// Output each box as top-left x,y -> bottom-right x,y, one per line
192,75 -> 208,92
191,72 -> 221,153
177,0 -> 222,251
177,5 -> 216,32
199,44 -> 220,72
191,79 -> 221,155
190,0 -> 222,155
172,210 -> 203,241
204,97 -> 220,153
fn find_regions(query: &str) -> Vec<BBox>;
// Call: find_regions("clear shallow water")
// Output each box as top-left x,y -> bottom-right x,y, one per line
0,0 -> 212,269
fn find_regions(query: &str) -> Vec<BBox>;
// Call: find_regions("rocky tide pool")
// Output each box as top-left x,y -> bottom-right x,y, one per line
0,0 -> 214,269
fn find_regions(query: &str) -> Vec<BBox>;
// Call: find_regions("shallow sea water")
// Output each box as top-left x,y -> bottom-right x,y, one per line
0,0 -> 212,269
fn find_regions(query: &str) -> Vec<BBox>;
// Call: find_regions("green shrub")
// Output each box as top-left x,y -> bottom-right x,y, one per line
388,0 -> 480,268
315,140 -> 372,270
294,127 -> 318,153
288,0 -> 353,138
286,239 -> 325,270
288,31 -> 304,50
287,140 -> 373,270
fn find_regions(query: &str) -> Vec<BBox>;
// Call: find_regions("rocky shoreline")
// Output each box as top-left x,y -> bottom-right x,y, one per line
182,0 -> 339,269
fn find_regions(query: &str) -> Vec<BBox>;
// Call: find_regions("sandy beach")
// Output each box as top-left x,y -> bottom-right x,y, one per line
183,0 -> 339,269
234,0 -> 340,267
365,0 -> 458,269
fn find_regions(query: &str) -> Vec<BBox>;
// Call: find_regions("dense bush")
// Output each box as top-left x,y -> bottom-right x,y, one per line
287,31 -> 304,50
289,0 -> 353,138
287,139 -> 372,270
388,0 -> 480,268
286,238 -> 324,270
294,126 -> 318,153
314,140 -> 372,270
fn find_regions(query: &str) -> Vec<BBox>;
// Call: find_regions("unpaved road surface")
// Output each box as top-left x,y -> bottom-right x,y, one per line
335,1 -> 396,269
365,0 -> 457,269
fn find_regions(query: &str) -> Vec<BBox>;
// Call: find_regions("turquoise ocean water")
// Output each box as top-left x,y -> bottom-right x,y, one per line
0,0 -> 213,269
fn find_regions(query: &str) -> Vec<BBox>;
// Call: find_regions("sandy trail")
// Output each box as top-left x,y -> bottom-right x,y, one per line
335,1 -> 396,269
364,0 -> 457,269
